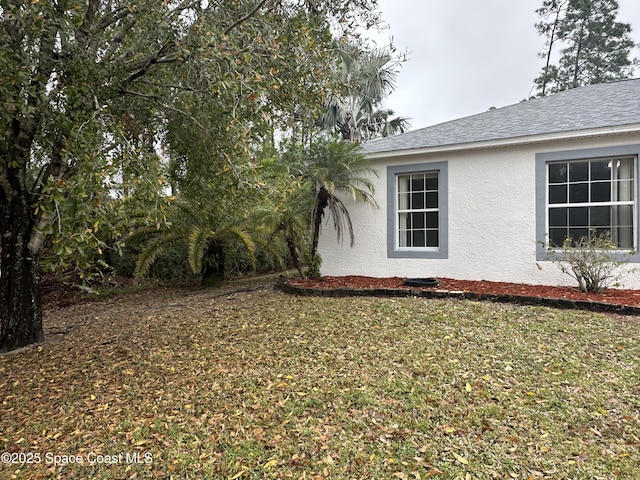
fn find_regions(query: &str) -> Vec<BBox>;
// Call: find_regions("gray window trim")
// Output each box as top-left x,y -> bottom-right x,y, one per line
535,144 -> 640,262
387,161 -> 448,259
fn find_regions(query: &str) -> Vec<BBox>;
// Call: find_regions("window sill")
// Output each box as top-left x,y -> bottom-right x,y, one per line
388,248 -> 448,259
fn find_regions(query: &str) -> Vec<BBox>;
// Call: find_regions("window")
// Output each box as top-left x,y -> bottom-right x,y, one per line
387,162 -> 448,259
536,145 -> 640,262
548,157 -> 634,248
397,172 -> 440,248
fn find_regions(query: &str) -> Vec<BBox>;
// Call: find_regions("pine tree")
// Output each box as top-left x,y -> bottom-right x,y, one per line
534,0 -> 638,95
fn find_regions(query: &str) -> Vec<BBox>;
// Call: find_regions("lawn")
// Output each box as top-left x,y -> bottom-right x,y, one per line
1,280 -> 639,479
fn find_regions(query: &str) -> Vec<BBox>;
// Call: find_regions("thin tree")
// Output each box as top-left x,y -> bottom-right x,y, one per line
535,0 -> 568,96
533,0 -> 637,95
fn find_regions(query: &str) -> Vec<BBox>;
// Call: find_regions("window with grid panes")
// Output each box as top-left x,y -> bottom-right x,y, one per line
397,172 -> 439,248
547,157 -> 635,248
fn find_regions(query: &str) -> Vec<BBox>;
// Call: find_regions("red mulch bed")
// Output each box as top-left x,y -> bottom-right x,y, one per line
287,276 -> 640,308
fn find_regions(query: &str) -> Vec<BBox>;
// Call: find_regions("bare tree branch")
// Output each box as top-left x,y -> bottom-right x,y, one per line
100,17 -> 137,64
76,0 -> 100,47
120,89 -> 206,130
224,0 -> 269,35
163,0 -> 200,21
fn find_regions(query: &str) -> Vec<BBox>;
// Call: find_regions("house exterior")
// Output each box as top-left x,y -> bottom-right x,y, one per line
317,78 -> 640,288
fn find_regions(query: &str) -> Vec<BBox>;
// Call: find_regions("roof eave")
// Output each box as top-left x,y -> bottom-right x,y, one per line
365,123 -> 640,160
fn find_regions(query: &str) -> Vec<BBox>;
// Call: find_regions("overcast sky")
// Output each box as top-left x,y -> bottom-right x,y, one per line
368,0 -> 640,130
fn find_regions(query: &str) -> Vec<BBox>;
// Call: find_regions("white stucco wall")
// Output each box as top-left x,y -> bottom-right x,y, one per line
318,133 -> 640,289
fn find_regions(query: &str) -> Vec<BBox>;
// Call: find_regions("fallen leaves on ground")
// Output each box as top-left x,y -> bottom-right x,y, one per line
1,279 -> 639,479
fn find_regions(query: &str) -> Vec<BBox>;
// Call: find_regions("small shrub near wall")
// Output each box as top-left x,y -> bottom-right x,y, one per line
546,231 -> 636,293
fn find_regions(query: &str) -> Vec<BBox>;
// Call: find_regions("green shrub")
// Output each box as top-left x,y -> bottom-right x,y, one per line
546,230 -> 635,293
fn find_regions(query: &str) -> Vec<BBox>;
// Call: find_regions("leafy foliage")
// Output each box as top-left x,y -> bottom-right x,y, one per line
320,41 -> 410,142
281,139 -> 378,277
2,285 -> 639,478
134,196 -> 258,284
0,0 -> 386,350
546,230 -> 636,292
250,151 -> 313,277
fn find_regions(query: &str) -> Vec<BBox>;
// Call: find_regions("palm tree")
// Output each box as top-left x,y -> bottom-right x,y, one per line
295,139 -> 378,276
134,199 -> 257,285
251,158 -> 312,278
253,189 -> 310,277
320,42 -> 410,142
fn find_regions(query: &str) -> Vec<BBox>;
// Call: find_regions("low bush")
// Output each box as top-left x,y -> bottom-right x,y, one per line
546,230 -> 635,292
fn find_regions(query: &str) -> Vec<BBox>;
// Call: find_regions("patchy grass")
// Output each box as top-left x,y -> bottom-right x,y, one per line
1,282 -> 639,479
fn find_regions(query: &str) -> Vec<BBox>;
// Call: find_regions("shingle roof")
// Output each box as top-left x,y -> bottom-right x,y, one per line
363,78 -> 640,155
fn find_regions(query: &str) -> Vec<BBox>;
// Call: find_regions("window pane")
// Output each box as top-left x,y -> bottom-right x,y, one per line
547,156 -> 636,251
398,212 -> 408,247
398,176 -> 410,193
569,183 -> 588,203
426,231 -> 438,247
412,192 -> 424,209
615,227 -> 634,249
591,160 -> 611,180
425,174 -> 438,190
590,206 -> 610,227
615,180 -> 634,201
411,176 -> 424,191
398,226 -> 409,247
412,212 -> 425,229
590,182 -> 610,202
594,228 -> 610,239
549,207 -> 567,227
614,158 -> 634,180
549,163 -> 567,183
404,230 -> 412,247
569,228 -> 589,244
398,192 -> 409,210
549,228 -> 568,247
569,161 -> 589,181
549,184 -> 567,204
613,205 -> 633,227
569,207 -> 588,226
412,230 -> 425,247
426,212 -> 438,228
426,192 -> 438,209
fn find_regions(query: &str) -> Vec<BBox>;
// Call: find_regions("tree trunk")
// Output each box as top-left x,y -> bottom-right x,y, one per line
201,240 -> 225,286
541,5 -> 563,96
0,194 -> 44,353
572,22 -> 586,88
286,235 -> 305,278
310,187 -> 331,265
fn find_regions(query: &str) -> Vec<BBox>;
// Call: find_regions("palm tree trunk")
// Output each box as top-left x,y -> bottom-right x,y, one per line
310,187 -> 331,266
285,236 -> 305,278
201,240 -> 225,286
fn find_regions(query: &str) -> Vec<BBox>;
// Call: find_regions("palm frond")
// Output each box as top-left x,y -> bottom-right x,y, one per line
327,195 -> 355,247
187,225 -> 213,274
227,226 -> 257,260
134,231 -> 184,279
125,225 -> 166,247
